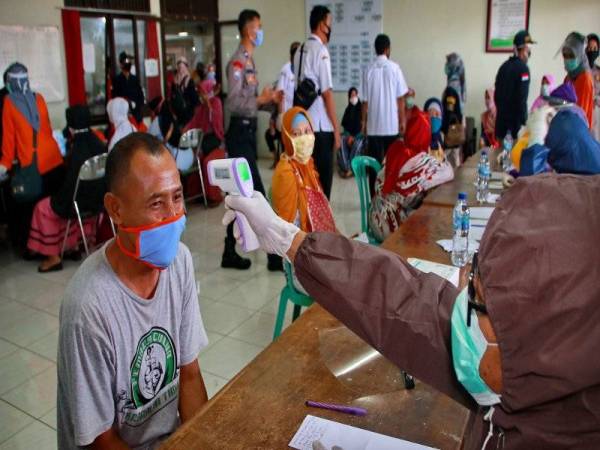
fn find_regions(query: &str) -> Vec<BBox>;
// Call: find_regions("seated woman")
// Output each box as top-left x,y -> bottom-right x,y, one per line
369,105 -> 453,241
272,107 -> 336,234
424,97 -> 444,152
480,88 -> 499,149
338,87 -> 364,177
530,74 -> 556,112
27,105 -> 106,272
107,97 -> 136,152
185,78 -> 225,155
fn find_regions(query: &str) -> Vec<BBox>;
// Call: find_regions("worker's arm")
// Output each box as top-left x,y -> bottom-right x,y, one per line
178,360 -> 208,423
397,96 -> 406,136
322,89 -> 341,149
517,67 -> 530,127
290,231 -> 474,409
319,48 -> 340,149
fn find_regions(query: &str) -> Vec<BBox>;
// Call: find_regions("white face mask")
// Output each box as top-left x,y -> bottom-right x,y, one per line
349,96 -> 358,106
291,133 -> 315,164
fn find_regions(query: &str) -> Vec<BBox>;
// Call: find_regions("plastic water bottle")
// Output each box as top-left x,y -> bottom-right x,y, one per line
451,192 -> 470,267
501,132 -> 514,171
476,150 -> 490,203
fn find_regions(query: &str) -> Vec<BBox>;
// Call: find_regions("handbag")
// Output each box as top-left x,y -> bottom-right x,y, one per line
293,41 -> 320,110
11,130 -> 43,203
445,117 -> 466,148
290,163 -> 335,232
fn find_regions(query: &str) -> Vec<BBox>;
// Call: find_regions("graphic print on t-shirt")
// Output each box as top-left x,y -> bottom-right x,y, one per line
131,327 -> 177,407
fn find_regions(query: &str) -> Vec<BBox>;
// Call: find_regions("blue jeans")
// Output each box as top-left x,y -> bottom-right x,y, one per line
338,134 -> 365,173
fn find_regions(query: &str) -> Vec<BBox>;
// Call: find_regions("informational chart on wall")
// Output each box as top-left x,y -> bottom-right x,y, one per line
305,0 -> 383,92
485,0 -> 530,52
0,25 -> 65,103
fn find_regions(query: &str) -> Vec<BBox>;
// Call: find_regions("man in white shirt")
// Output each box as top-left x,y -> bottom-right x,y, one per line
361,34 -> 408,188
293,5 -> 341,199
277,41 -> 300,116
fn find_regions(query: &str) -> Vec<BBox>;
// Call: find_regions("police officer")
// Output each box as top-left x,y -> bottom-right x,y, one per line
222,9 -> 282,270
112,52 -> 145,125
494,30 -> 536,141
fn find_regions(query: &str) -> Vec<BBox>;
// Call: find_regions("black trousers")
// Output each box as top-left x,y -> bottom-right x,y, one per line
313,131 -> 334,200
225,117 -> 265,243
366,135 -> 397,194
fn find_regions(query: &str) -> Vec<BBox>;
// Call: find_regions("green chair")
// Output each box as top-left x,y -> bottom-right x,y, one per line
351,156 -> 382,244
272,260 -> 314,340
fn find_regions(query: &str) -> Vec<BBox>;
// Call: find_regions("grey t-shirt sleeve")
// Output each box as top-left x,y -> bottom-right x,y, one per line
179,246 -> 208,365
60,321 -> 115,446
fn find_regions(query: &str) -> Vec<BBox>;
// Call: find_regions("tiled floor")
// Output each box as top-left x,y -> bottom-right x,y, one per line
0,159 -> 361,448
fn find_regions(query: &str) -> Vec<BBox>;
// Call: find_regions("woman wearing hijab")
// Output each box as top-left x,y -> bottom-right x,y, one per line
530,74 -> 556,112
1,62 -> 64,250
445,53 -> 466,106
272,107 -> 335,234
424,97 -> 443,151
369,105 -> 453,240
338,87 -> 364,177
171,56 -> 199,128
480,88 -> 499,149
561,32 -> 594,128
587,34 -> 600,140
225,167 -> 600,449
27,105 -> 106,272
107,97 -> 136,152
185,78 -> 225,154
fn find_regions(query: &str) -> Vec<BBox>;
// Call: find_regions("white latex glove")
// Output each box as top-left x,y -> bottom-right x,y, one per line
222,191 -> 300,257
0,164 -> 7,176
527,105 -> 555,147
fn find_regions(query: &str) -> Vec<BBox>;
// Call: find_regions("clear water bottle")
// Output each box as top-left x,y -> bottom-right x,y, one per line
451,192 -> 470,267
476,150 -> 490,203
501,132 -> 514,171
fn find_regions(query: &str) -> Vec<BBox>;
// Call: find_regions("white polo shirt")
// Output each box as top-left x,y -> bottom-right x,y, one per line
361,55 -> 408,136
276,61 -> 295,114
293,34 -> 334,132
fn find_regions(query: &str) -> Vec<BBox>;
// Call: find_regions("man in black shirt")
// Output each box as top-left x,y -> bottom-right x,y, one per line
494,30 -> 536,140
111,52 -> 145,124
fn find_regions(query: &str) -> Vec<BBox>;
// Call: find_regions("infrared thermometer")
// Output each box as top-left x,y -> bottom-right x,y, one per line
207,158 -> 260,252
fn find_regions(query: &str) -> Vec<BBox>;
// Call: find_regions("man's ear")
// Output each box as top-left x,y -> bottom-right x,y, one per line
104,192 -> 123,226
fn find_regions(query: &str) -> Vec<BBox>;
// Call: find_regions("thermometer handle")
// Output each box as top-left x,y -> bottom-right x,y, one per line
235,212 -> 260,252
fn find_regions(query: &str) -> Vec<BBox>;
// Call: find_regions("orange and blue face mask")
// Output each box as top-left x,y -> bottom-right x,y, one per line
116,213 -> 186,269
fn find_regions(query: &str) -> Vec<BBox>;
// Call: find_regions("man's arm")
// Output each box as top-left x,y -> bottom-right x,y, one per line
91,429 -> 130,449
322,89 -> 341,149
178,360 -> 208,423
518,67 -> 530,127
397,96 -> 406,136
361,100 -> 368,135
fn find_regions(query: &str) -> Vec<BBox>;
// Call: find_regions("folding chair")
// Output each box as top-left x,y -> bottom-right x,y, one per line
177,128 -> 208,207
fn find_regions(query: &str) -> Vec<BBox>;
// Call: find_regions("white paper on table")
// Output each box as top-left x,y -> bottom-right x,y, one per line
488,181 -> 503,190
491,171 -> 503,181
437,239 -> 480,254
470,207 -> 495,220
289,415 -> 438,450
408,258 -> 460,287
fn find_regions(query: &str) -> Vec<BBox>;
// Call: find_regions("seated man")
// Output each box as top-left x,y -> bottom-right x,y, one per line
57,133 -> 209,449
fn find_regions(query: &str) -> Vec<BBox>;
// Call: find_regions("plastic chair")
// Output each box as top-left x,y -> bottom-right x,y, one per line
350,156 -> 382,244
177,128 -> 208,207
60,153 -> 109,257
272,260 -> 314,340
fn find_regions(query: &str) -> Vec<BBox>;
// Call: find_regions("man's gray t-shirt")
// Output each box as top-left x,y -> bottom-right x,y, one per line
57,241 -> 208,449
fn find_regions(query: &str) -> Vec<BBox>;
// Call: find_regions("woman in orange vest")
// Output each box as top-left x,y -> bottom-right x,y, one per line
1,62 -> 63,249
561,32 -> 595,129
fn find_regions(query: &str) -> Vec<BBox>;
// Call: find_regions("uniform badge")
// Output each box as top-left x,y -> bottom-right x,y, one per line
521,73 -> 529,82
232,60 -> 244,80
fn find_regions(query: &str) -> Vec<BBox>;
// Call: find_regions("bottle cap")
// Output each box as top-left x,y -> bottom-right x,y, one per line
458,192 -> 467,200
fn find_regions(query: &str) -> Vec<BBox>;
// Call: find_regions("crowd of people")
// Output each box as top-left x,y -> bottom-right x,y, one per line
0,4 -> 599,449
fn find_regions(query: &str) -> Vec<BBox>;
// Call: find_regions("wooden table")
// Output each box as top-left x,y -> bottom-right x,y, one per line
162,211 -> 470,449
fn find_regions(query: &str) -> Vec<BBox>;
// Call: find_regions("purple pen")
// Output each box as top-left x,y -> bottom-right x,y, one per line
305,400 -> 367,416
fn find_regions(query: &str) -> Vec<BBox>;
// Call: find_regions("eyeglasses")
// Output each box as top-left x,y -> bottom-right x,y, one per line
467,252 -> 487,326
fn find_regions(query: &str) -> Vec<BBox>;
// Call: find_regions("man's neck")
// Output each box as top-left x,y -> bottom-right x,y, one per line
313,30 -> 327,45
241,38 -> 254,56
106,240 -> 160,300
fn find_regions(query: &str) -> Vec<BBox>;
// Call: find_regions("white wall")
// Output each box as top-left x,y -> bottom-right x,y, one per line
219,0 -> 600,155
0,0 -> 68,128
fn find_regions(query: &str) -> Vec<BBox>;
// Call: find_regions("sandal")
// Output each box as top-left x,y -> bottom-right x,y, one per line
38,262 -> 63,273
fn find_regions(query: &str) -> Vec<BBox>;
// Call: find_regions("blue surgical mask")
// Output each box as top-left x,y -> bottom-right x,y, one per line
451,288 -> 501,406
253,29 -> 264,47
564,58 -> 579,73
430,116 -> 442,133
117,214 -> 186,269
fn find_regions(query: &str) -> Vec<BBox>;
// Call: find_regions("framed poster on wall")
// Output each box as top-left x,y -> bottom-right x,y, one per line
486,0 -> 531,53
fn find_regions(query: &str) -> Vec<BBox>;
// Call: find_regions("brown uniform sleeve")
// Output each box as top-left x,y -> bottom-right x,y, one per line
294,232 -> 474,409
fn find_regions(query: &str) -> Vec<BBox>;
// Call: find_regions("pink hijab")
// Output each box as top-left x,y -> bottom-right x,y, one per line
530,74 -> 556,112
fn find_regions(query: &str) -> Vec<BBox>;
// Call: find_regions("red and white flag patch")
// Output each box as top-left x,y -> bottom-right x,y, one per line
232,60 -> 244,80
521,73 -> 529,82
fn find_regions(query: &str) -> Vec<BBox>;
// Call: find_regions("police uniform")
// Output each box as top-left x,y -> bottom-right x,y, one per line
494,56 -> 530,140
225,44 -> 266,196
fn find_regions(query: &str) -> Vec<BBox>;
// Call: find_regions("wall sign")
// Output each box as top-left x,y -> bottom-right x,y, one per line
486,0 -> 531,53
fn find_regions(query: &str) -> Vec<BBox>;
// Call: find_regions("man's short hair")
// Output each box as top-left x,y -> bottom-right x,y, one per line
375,34 -> 391,55
310,5 -> 331,32
105,132 -> 168,193
238,9 -> 260,33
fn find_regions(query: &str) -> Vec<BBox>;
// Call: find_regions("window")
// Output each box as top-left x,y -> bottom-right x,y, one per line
81,16 -> 107,117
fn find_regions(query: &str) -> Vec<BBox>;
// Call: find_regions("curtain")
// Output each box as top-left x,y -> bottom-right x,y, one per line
146,20 -> 162,100
61,9 -> 86,106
